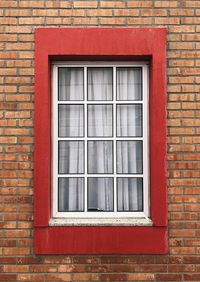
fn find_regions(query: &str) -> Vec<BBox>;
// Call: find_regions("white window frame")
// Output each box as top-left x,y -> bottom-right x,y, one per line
50,62 -> 151,226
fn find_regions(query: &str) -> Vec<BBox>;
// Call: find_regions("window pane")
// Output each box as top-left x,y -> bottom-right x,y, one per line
88,67 -> 113,100
117,67 -> 142,100
117,141 -> 143,174
58,178 -> 84,211
88,141 -> 113,174
58,141 -> 84,174
58,67 -> 84,101
88,105 -> 113,137
88,178 -> 114,211
58,105 -> 84,137
117,178 -> 143,211
117,104 -> 142,137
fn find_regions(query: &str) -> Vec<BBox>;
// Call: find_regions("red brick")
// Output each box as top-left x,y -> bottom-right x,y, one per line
155,18 -> 180,24
44,256 -> 72,264
114,10 -> 139,16
18,238 -> 33,246
170,247 -> 196,255
100,18 -> 126,25
0,120 -> 16,126
0,240 -> 16,247
0,18 -> 17,25
5,111 -> 31,118
127,1 -> 153,8
0,1 -> 17,7
0,1 -> 199,281
128,18 -> 153,24
0,275 -> 17,281
44,274 -> 72,281
0,137 -> 17,144
127,273 -> 154,280
4,265 -> 29,273
19,17 -> 45,25
169,25 -> 195,33
73,18 -> 98,25
170,9 -> 194,16
156,274 -> 182,281
100,1 -> 126,8
32,9 -> 59,16
0,34 -> 17,41
18,274 -> 45,281
184,274 -> 200,281
6,94 -> 31,101
29,265 -> 58,273
6,26 -> 32,34
0,87 -> 17,94
74,1 -> 98,8
9,60 -> 30,68
45,1 -> 71,8
5,9 -> 31,17
3,247 -> 30,255
5,77 -> 31,84
19,1 -> 44,8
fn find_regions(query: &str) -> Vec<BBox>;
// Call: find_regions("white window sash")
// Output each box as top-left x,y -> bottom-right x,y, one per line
52,62 -> 150,224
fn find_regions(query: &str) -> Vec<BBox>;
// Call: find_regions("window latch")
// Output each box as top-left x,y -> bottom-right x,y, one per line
88,207 -> 104,211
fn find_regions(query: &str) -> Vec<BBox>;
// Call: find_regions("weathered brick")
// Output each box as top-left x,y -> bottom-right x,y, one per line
100,18 -> 126,25
127,1 -> 153,8
127,273 -> 154,280
156,273 -> 182,281
74,1 -> 98,8
0,1 -> 199,282
100,1 -> 126,8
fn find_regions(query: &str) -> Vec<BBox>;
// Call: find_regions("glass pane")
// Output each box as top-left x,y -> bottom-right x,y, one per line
117,104 -> 142,137
58,105 -> 84,137
58,141 -> 84,174
88,178 -> 114,211
88,67 -> 113,100
88,141 -> 113,174
58,178 -> 84,211
58,67 -> 84,101
88,105 -> 113,137
117,141 -> 143,174
117,178 -> 143,211
117,67 -> 142,100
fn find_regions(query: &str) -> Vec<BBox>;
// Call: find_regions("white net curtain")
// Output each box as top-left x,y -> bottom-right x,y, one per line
57,67 -> 143,212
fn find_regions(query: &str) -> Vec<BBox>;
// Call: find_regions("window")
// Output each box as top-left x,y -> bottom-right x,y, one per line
34,28 -> 167,254
52,63 -> 150,225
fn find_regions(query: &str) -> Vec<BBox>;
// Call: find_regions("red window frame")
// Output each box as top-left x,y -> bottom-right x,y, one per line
34,28 -> 167,254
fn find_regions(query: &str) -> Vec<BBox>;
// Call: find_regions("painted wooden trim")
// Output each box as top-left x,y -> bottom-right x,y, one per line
35,226 -> 168,254
34,28 -> 167,254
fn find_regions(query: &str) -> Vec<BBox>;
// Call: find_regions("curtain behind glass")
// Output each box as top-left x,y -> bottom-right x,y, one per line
58,66 -> 144,213
58,67 -> 84,101
117,178 -> 143,211
88,105 -> 113,137
88,67 -> 113,100
58,178 -> 84,211
117,104 -> 142,137
117,141 -> 143,174
59,105 -> 84,137
88,178 -> 113,211
59,141 -> 84,174
88,141 -> 113,174
117,67 -> 142,100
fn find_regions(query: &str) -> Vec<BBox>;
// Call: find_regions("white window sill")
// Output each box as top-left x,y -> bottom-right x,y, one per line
49,217 -> 152,226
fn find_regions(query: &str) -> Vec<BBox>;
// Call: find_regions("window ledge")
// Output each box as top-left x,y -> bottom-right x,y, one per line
49,217 -> 152,226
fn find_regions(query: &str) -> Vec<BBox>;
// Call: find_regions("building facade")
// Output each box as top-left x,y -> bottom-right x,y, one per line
0,0 -> 200,281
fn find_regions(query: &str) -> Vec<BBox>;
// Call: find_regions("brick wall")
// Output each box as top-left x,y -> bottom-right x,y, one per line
0,0 -> 200,281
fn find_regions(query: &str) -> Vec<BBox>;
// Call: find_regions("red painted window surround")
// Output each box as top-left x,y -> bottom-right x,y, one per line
34,28 -> 167,254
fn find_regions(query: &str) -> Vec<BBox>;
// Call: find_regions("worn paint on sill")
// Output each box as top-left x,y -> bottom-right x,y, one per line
49,217 -> 152,226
